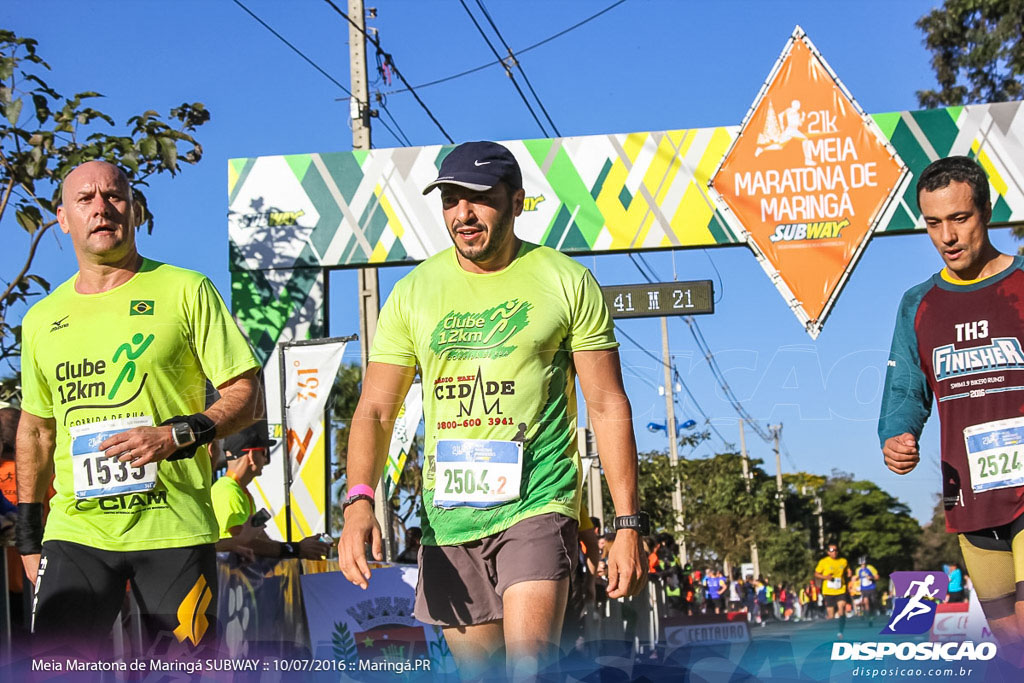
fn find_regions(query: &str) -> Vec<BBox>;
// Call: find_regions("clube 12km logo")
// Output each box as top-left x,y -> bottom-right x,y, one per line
831,571 -> 996,663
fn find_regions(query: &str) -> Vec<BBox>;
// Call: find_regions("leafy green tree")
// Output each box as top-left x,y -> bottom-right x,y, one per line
0,30 -> 209,369
914,496 -> 963,571
916,0 -> 1024,107
596,429 -> 710,534
758,526 -> 814,588
680,451 -> 778,568
816,471 -> 920,580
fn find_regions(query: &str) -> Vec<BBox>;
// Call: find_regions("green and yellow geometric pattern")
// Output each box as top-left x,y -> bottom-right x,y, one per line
229,101 -> 1024,359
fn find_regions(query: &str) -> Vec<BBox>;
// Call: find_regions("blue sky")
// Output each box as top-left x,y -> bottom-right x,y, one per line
4,0 -> 999,524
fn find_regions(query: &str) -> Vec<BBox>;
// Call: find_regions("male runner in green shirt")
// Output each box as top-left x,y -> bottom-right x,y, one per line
14,160 -> 262,657
337,142 -> 646,679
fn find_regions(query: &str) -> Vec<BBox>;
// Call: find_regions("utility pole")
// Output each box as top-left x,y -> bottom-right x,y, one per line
661,317 -> 686,563
771,424 -> 786,529
578,418 -> 604,530
815,492 -> 824,550
738,419 -> 760,578
349,0 -> 392,560
801,485 -> 825,550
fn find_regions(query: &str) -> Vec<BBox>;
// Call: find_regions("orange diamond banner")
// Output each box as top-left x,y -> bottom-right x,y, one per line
710,27 -> 906,338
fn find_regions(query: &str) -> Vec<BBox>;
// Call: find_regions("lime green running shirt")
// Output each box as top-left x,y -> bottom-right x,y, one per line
211,475 -> 255,539
20,258 -> 260,551
371,243 -> 617,545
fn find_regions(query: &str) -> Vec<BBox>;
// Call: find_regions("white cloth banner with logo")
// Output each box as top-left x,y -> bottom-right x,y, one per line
383,382 -> 423,499
256,338 -> 347,541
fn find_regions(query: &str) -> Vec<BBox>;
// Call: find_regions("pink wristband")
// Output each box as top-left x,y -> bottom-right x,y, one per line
347,484 -> 375,500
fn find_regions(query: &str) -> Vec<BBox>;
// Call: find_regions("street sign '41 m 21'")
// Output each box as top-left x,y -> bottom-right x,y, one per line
600,281 -> 715,319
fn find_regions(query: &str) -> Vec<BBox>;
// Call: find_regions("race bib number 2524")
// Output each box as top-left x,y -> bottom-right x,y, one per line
964,417 -> 1024,494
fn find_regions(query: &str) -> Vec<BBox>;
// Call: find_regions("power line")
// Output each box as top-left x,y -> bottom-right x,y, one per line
628,252 -> 772,443
615,326 -> 732,449
321,0 -> 455,143
377,0 -> 628,98
778,433 -> 799,472
375,94 -> 413,146
685,316 -> 773,443
373,114 -> 407,147
232,0 -> 353,97
458,0 -> 549,137
703,249 -> 725,303
474,0 -> 561,137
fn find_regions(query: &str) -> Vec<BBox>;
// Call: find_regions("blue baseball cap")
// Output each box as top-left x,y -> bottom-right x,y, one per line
422,141 -> 522,195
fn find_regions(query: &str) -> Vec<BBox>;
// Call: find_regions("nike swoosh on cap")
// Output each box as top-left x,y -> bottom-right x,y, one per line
474,160 -> 491,166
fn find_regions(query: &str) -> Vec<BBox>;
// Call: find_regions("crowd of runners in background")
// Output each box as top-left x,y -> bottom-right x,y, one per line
568,526 -> 970,628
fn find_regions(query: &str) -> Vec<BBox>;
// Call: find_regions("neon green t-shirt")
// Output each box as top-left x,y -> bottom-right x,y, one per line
20,258 -> 260,551
371,243 -> 617,545
211,475 -> 255,539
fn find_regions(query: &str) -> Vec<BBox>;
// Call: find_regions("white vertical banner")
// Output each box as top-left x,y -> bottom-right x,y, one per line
383,382 -> 423,500
254,337 -> 350,541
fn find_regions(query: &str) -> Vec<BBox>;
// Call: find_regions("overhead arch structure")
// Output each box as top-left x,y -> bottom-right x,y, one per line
228,99 -> 1024,354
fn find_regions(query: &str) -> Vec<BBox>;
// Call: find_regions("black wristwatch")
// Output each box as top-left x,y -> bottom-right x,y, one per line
171,422 -> 196,448
614,511 -> 650,535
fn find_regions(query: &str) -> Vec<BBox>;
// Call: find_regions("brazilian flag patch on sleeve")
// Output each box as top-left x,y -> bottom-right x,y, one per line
130,300 -> 155,316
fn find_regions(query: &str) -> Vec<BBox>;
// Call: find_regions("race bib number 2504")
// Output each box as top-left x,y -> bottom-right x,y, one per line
71,416 -> 157,500
433,439 -> 523,509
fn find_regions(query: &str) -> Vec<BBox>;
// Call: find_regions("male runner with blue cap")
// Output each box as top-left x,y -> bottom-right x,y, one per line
338,141 -> 647,679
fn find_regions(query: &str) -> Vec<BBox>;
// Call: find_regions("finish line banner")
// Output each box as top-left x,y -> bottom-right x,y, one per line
228,28 -> 1024,346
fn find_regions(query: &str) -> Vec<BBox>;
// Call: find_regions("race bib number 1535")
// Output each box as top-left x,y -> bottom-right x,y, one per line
71,416 -> 157,500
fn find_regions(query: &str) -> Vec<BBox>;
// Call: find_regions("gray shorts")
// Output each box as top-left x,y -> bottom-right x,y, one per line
413,512 -> 578,627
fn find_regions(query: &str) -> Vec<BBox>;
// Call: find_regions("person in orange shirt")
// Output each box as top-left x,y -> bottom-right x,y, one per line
0,407 -> 19,505
1,407 -> 28,637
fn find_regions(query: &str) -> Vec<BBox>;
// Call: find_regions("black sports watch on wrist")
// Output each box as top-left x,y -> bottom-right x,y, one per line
613,511 -> 650,535
171,422 -> 196,448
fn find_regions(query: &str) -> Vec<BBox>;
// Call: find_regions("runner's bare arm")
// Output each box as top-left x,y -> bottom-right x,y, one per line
101,367 -> 263,467
575,348 -> 646,599
338,361 -> 416,589
882,432 -> 920,474
208,367 -> 265,438
15,410 -> 56,583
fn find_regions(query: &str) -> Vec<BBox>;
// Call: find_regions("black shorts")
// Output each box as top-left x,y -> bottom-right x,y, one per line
823,592 -> 849,610
32,540 -> 217,657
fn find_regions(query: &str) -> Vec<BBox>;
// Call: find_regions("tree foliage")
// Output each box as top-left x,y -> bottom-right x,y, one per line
813,471 -> 921,580
605,440 -> 923,589
758,527 -> 814,588
680,451 -> 780,568
596,429 -> 712,533
914,496 -> 963,572
916,0 -> 1024,107
0,30 -> 210,369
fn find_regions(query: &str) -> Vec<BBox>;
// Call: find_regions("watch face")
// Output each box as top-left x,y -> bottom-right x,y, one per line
173,423 -> 195,446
